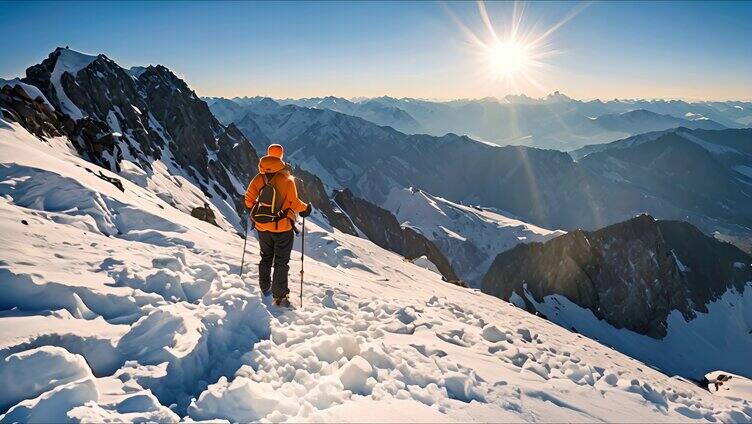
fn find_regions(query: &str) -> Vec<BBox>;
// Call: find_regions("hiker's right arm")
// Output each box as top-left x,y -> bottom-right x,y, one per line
286,177 -> 309,214
244,175 -> 262,210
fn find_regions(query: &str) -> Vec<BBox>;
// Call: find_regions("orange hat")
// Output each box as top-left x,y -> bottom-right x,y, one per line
267,144 -> 284,159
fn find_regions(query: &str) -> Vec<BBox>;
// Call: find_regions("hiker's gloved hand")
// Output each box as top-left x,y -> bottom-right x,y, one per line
300,203 -> 312,218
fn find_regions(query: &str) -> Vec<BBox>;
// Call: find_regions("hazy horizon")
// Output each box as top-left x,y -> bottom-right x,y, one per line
213,92 -> 752,104
2,1 -> 751,101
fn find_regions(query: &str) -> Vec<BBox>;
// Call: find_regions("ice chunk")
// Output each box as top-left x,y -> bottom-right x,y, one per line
188,377 -> 297,422
339,355 -> 373,394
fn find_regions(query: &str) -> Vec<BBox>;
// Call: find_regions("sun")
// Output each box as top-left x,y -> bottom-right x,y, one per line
486,40 -> 529,78
445,1 -> 588,92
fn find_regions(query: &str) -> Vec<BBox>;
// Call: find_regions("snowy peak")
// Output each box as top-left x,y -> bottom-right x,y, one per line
52,47 -> 100,76
23,48 -> 102,120
544,90 -> 574,103
8,48 -> 260,228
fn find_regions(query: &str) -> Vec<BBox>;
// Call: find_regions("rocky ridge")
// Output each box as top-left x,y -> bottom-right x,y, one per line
481,214 -> 752,338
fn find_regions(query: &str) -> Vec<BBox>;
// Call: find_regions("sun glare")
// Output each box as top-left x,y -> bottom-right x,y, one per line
445,1 -> 589,92
486,40 -> 529,77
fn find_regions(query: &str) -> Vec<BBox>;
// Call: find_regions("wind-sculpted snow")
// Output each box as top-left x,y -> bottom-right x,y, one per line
1,120 -> 751,421
0,346 -> 94,412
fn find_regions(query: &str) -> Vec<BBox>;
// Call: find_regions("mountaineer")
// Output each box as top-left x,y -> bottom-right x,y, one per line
244,144 -> 311,307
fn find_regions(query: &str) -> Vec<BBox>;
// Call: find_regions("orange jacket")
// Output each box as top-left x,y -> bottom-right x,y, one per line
244,155 -> 308,233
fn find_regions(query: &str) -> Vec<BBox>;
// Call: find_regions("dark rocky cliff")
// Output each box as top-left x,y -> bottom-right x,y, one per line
293,167 -> 357,236
334,189 -> 460,282
481,214 -> 752,338
17,48 -> 260,217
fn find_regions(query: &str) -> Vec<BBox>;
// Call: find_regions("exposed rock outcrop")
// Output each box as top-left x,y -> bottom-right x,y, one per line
0,83 -> 68,139
334,189 -> 405,253
481,214 -> 752,338
191,203 -> 219,227
401,226 -> 460,282
292,167 -> 357,236
334,189 -> 460,282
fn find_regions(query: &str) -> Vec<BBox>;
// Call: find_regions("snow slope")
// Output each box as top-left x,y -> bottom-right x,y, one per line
706,371 -> 752,403
522,287 -> 752,380
1,120 -> 751,422
383,187 -> 564,285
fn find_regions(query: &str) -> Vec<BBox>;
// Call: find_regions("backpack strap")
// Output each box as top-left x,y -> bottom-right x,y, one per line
262,172 -> 277,185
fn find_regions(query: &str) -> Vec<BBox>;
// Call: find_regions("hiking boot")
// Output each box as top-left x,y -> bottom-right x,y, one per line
261,288 -> 272,297
273,296 -> 291,307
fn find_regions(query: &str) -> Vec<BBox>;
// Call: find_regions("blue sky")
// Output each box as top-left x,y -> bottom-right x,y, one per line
1,1 -> 751,100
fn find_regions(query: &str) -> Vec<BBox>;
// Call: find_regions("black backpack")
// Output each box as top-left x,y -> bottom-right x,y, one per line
251,173 -> 288,224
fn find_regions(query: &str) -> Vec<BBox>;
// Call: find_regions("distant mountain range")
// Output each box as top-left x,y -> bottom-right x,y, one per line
277,96 -> 423,134
592,109 -> 724,134
205,92 -> 750,150
207,96 -> 752,240
362,93 -> 739,150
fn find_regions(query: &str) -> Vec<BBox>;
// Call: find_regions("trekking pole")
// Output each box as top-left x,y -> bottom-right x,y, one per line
239,215 -> 250,278
300,216 -> 305,307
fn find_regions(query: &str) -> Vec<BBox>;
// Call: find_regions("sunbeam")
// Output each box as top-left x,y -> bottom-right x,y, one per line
446,0 -> 589,94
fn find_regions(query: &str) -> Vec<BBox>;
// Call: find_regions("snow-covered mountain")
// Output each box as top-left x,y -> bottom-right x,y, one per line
1,48 -> 464,289
3,47 -> 259,230
573,127 -> 752,238
482,214 -> 752,381
381,187 -> 564,285
276,96 -> 423,134
2,118 -> 750,422
359,94 -> 744,150
210,96 -> 752,245
208,91 -> 749,152
592,109 -> 725,134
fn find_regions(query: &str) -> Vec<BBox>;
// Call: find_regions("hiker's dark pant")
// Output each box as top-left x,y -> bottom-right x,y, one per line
257,230 -> 294,298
